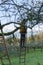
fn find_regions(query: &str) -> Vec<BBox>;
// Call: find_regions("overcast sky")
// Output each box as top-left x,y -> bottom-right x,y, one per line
0,0 -> 43,38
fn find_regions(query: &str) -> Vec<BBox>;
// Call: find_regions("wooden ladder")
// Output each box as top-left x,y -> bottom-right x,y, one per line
0,28 -> 11,65
19,47 -> 26,65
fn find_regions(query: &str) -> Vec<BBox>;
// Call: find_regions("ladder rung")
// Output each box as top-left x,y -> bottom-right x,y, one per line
20,53 -> 26,56
20,57 -> 25,59
20,53 -> 25,55
20,47 -> 26,49
20,61 -> 25,63
20,50 -> 26,53
20,51 -> 26,52
20,48 -> 26,49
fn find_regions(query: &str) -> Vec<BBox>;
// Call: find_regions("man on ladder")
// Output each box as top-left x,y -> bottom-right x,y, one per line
20,19 -> 27,47
19,19 -> 27,65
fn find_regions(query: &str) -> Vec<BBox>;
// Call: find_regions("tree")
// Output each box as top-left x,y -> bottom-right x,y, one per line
0,0 -> 43,36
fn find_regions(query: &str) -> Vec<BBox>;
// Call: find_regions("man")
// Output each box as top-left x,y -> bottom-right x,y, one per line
20,19 -> 27,47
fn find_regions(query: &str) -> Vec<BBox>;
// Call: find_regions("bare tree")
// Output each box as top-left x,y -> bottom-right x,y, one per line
0,0 -> 43,35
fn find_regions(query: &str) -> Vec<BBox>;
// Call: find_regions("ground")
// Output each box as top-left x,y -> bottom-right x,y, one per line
0,49 -> 43,65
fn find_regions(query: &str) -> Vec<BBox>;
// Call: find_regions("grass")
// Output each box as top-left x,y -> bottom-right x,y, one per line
26,49 -> 43,65
0,49 -> 43,65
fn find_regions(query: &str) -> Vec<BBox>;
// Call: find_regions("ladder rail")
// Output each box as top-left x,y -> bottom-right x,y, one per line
19,47 -> 26,65
0,28 -> 11,65
0,54 -> 4,65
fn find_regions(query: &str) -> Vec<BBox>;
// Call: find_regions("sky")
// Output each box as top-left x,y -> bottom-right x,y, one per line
0,0 -> 43,38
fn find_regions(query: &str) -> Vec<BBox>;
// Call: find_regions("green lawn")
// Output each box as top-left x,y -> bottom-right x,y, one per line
0,49 -> 43,65
26,49 -> 43,65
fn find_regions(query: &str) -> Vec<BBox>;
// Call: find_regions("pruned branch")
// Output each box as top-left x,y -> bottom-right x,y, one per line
0,27 -> 20,36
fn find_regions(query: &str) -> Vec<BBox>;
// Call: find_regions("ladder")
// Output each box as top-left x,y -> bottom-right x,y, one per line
0,28 -> 11,65
19,47 -> 26,65
0,54 -> 4,65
